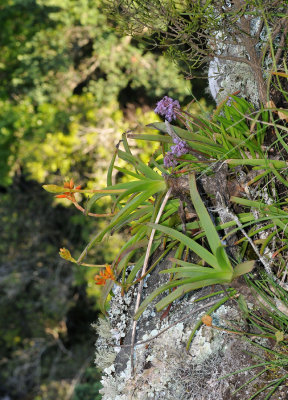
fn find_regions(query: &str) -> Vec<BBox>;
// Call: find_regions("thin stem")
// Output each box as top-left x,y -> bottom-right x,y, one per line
207,323 -> 277,340
77,262 -> 106,268
72,201 -> 115,218
69,188 -> 125,194
130,188 -> 172,374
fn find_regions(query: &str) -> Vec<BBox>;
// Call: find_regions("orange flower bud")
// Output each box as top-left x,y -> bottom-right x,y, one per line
94,275 -> 107,285
104,265 -> 115,280
44,179 -> 81,203
59,248 -> 76,262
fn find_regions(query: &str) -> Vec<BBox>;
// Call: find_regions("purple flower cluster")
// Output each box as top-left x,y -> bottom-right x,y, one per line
154,96 -> 180,122
170,137 -> 189,157
163,152 -> 177,168
226,96 -> 232,106
163,137 -> 189,168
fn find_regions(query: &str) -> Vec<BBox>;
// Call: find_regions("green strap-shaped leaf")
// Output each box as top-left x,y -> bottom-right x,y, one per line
172,269 -> 224,280
114,166 -> 146,180
148,222 -> 220,269
147,121 -> 223,147
77,181 -> 166,263
215,246 -> 233,275
99,279 -> 115,314
134,278 -> 188,320
117,149 -> 162,180
232,260 -> 255,279
85,192 -> 113,215
113,180 -> 161,207
127,133 -> 172,143
126,239 -> 171,285
107,145 -> 118,187
189,173 -> 232,273
134,277 -> 225,320
226,159 -> 288,168
110,181 -> 166,227
85,179 -> 154,214
154,278 -> 230,312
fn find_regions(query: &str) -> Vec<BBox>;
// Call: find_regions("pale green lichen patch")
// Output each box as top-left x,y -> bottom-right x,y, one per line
92,317 -> 112,339
93,318 -> 117,370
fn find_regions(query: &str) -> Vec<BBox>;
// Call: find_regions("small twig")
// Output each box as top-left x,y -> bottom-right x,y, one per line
204,321 -> 277,340
130,188 -> 172,374
73,201 -> 115,218
274,17 -> 288,65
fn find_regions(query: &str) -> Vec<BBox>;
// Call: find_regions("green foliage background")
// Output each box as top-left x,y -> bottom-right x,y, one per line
0,0 -> 199,398
0,0 -> 191,187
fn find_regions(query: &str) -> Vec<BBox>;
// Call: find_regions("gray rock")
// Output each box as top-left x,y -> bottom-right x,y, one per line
94,257 -> 283,399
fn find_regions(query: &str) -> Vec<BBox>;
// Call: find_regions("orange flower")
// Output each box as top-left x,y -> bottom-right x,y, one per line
94,265 -> 115,286
55,179 -> 81,202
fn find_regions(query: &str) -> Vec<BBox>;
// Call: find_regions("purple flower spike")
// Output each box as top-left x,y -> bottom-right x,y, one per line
170,137 -> 189,157
163,152 -> 177,168
226,96 -> 232,106
154,96 -> 180,122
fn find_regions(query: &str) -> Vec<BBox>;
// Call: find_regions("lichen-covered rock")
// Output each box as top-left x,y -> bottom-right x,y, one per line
208,57 -> 261,106
94,256 -> 282,399
207,3 -> 286,106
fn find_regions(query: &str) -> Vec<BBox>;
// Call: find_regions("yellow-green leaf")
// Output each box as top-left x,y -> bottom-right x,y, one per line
42,184 -> 65,193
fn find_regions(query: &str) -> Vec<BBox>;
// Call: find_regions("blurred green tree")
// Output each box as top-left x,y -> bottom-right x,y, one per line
0,1 -> 194,399
0,0 -> 191,186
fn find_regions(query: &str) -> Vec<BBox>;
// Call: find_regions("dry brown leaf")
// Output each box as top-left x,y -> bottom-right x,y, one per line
278,109 -> 288,122
265,100 -> 276,109
272,71 -> 288,78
